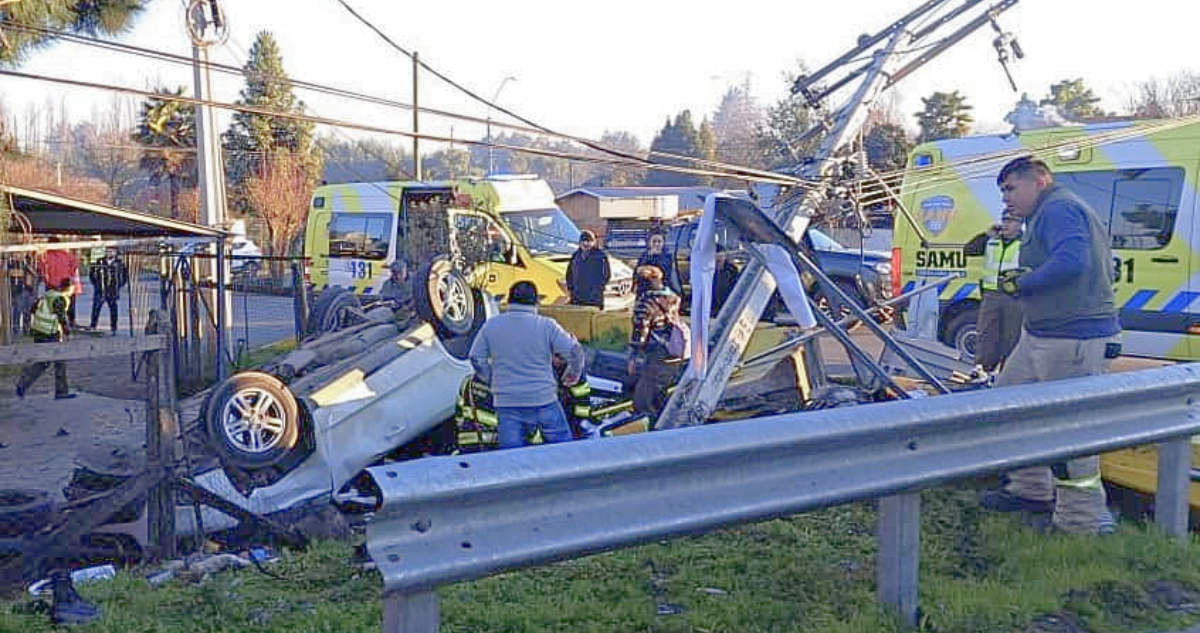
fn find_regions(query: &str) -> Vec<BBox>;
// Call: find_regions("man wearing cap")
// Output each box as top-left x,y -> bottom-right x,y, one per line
979,156 -> 1121,536
962,213 -> 1024,372
565,230 -> 610,308
469,281 -> 585,449
380,260 -> 416,330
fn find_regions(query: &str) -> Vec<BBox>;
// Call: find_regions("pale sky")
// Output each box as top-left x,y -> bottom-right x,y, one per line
1,0 -> 1196,154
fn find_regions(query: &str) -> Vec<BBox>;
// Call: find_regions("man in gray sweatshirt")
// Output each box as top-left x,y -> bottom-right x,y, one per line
469,281 -> 586,449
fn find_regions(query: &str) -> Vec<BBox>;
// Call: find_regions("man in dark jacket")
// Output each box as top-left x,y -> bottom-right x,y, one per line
979,156 -> 1121,536
566,230 -> 610,308
88,247 -> 127,334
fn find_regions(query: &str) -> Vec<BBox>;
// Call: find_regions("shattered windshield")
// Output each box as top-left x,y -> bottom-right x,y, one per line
504,209 -> 581,256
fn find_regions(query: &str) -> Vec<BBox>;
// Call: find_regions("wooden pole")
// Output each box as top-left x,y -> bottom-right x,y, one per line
146,313 -> 177,559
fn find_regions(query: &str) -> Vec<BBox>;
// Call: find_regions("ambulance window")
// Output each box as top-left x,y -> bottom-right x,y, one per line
328,213 -> 392,260
1109,168 -> 1183,250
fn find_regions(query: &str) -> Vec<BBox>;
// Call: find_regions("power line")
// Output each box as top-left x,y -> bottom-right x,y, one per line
0,19 -> 804,187
0,68 -> 806,185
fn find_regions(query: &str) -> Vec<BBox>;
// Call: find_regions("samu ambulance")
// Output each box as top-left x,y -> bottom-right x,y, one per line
304,175 -> 634,309
893,118 -> 1200,362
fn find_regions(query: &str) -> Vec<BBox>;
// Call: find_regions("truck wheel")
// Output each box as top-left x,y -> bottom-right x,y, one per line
0,489 -> 53,537
307,287 -> 361,336
205,372 -> 306,470
415,258 -> 476,337
944,309 -> 979,362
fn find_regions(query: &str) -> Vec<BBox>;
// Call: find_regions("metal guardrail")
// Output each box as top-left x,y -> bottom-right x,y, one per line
366,364 -> 1200,632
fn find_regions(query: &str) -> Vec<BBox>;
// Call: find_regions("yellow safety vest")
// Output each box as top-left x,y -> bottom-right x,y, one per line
981,237 -> 1021,291
31,289 -> 69,336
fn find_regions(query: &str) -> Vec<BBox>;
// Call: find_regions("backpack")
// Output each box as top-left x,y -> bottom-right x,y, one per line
667,320 -> 691,360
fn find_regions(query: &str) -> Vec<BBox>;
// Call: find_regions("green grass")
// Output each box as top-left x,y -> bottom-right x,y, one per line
234,338 -> 297,371
4,486 -> 1200,632
588,327 -> 629,352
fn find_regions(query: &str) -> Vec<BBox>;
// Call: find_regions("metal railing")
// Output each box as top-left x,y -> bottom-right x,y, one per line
365,364 -> 1200,632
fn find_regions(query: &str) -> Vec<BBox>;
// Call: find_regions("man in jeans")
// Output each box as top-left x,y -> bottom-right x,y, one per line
980,156 -> 1122,535
469,281 -> 585,449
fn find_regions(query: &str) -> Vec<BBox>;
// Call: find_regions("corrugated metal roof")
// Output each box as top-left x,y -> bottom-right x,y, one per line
3,185 -> 226,238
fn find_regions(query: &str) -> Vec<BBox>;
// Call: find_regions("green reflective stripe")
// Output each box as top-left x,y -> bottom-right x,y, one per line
568,382 -> 591,398
572,405 -> 591,418
476,411 -> 498,425
1054,473 -> 1103,489
592,400 -> 634,417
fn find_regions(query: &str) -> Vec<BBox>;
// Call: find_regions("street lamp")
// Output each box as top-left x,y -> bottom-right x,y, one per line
487,75 -> 517,175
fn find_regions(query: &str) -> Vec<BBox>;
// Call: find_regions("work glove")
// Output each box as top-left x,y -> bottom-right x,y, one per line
997,267 -> 1030,296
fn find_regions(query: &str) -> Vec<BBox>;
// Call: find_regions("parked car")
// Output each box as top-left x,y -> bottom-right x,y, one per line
663,219 -> 893,322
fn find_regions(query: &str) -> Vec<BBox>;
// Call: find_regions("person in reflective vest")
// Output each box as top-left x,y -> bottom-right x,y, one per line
962,212 -> 1024,371
15,278 -> 75,399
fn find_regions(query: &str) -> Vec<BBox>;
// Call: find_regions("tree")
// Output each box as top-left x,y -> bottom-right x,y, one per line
223,31 -> 322,202
319,135 -> 409,184
712,83 -> 765,171
0,0 -> 147,65
1125,71 -> 1200,118
71,98 -> 140,205
646,111 -> 703,186
1040,78 -> 1104,121
915,90 -> 974,142
422,147 -> 478,180
862,123 -> 911,173
697,117 -> 717,186
132,87 -> 197,219
755,64 -> 817,170
584,130 -> 643,187
243,151 -> 314,261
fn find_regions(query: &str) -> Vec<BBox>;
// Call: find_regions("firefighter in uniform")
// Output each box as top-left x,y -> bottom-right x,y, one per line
16,278 -> 76,399
980,156 -> 1120,535
962,213 -> 1024,372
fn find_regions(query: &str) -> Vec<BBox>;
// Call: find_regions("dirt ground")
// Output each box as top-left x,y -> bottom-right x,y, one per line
0,347 -> 158,502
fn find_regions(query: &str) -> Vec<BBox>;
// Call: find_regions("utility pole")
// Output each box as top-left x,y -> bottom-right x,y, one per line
187,0 -> 231,377
412,52 -> 421,180
656,0 -> 1021,432
487,75 -> 517,175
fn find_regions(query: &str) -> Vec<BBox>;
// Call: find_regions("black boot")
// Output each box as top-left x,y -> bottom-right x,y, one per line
50,570 -> 101,626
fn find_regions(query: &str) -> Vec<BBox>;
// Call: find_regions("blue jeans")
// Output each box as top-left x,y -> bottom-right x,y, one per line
496,401 -> 572,449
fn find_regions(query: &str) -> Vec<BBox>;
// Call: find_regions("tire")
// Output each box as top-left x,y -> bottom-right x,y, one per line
307,287 -> 361,337
0,489 -> 53,537
414,258 -> 475,337
205,371 -> 306,470
943,308 -> 979,363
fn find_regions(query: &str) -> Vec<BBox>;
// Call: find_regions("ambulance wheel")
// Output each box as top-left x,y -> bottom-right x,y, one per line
205,372 -> 307,469
944,309 -> 979,363
415,258 -> 476,337
308,287 -> 361,336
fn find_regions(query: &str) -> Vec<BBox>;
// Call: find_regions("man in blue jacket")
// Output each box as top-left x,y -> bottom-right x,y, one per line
469,281 -> 586,449
980,156 -> 1121,535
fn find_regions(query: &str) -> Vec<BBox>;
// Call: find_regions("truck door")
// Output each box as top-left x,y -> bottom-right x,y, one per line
326,212 -> 393,293
451,210 -> 517,299
1083,166 -> 1191,359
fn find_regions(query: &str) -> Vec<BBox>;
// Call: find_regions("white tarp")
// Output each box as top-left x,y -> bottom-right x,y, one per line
686,194 -> 817,380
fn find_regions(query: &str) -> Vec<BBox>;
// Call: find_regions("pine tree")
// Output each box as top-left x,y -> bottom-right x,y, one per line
1040,78 -> 1104,121
223,31 -> 323,201
712,83 -> 764,171
0,0 -> 147,65
647,111 -> 702,186
915,90 -> 974,142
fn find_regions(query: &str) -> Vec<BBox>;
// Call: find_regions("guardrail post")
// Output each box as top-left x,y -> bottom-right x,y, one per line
877,492 -> 920,628
1156,439 -> 1191,538
383,591 -> 439,633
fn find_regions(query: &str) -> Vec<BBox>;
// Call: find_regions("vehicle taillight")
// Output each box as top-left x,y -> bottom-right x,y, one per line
891,247 -> 902,298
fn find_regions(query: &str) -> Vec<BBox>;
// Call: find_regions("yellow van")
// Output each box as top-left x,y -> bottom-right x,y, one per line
304,175 -> 633,309
893,118 -> 1200,362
